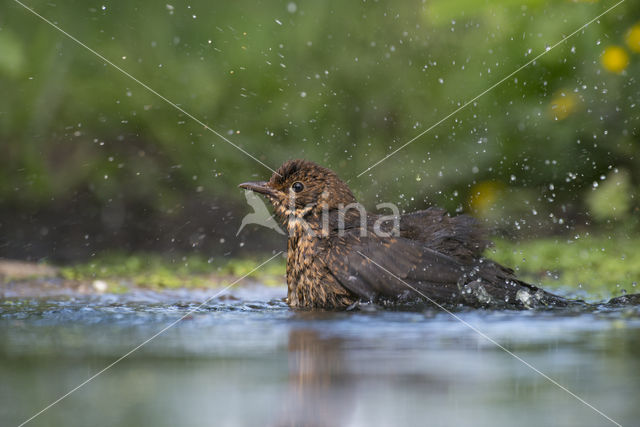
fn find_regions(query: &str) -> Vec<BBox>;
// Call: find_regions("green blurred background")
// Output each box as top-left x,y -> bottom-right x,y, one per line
0,0 -> 639,261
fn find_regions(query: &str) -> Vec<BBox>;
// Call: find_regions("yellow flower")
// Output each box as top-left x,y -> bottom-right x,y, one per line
548,92 -> 578,121
468,181 -> 503,214
626,24 -> 640,53
601,46 -> 629,73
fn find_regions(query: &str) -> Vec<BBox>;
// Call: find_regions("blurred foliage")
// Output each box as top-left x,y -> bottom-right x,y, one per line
585,168 -> 632,221
491,233 -> 640,300
628,24 -> 640,52
60,252 -> 286,289
1,0 -> 639,233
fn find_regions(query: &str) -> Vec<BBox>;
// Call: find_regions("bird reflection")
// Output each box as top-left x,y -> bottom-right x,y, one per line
276,328 -> 354,427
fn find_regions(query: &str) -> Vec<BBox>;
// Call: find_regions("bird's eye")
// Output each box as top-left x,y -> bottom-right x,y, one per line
291,182 -> 304,193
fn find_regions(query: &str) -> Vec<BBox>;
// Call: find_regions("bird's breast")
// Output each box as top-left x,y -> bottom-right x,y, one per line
286,234 -> 355,309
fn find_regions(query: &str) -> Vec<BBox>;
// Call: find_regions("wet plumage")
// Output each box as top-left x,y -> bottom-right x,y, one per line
240,159 -> 570,310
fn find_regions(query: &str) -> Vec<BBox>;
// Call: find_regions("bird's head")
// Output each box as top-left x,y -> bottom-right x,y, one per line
239,159 -> 357,220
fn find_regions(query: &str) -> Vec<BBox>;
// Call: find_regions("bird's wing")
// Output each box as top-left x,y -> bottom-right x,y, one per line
321,230 -> 570,308
397,208 -> 490,261
321,231 -> 467,304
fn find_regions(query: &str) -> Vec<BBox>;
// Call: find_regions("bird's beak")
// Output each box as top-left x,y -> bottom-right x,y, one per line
238,181 -> 276,197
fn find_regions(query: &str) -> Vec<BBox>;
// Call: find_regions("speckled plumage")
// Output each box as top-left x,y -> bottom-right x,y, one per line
240,160 -> 570,310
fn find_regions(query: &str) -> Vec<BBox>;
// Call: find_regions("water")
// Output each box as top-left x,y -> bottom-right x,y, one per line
1,284 -> 639,427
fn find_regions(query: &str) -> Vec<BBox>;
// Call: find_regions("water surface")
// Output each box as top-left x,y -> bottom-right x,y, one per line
1,284 -> 639,427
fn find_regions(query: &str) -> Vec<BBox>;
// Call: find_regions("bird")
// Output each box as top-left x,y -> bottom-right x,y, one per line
239,159 -> 575,310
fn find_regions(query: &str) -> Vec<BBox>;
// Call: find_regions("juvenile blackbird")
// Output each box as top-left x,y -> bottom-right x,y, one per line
239,159 -> 571,310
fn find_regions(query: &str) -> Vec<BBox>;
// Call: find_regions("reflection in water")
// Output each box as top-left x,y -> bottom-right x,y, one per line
277,329 -> 354,427
0,290 -> 639,426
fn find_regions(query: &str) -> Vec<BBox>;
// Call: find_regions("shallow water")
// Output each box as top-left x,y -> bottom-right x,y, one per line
1,284 -> 639,427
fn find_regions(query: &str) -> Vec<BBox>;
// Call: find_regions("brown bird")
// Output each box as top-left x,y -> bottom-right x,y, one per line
239,159 -> 572,310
